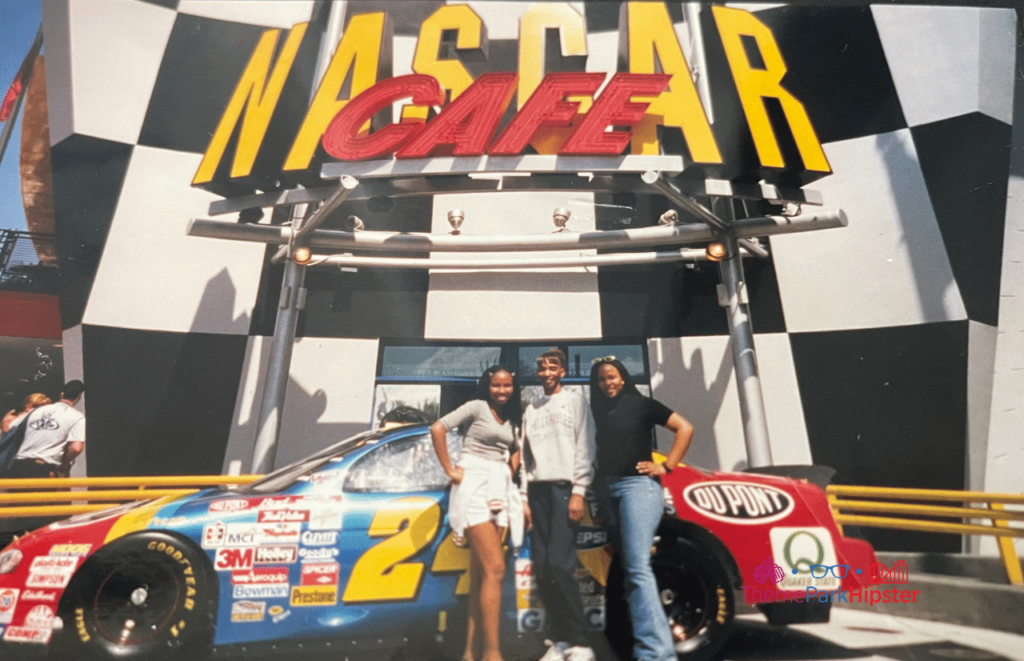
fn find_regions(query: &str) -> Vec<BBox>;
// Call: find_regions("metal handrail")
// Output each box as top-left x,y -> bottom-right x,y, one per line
827,484 -> 1024,586
0,475 -> 263,521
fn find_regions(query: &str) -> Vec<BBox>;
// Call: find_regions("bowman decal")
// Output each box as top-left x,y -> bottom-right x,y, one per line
682,481 -> 794,524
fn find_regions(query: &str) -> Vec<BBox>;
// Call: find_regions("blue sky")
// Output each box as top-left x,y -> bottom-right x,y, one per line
0,0 -> 42,233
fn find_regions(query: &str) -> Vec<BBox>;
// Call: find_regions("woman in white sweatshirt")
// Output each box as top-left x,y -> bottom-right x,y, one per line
430,365 -> 523,661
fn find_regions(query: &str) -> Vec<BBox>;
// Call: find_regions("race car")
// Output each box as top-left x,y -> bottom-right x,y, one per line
0,423 -> 876,660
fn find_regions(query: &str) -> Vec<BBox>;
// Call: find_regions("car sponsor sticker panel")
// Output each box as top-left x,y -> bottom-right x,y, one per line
3,625 -> 51,644
290,586 -> 337,607
682,481 -> 795,524
769,526 -> 840,589
26,556 -> 77,588
231,600 -> 266,623
231,567 -> 289,585
300,562 -> 339,586
0,589 -> 19,625
233,584 -> 289,600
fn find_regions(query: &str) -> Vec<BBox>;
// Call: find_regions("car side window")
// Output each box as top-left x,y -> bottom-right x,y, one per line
343,431 -> 462,493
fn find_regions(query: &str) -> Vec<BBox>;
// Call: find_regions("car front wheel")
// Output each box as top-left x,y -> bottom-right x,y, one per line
605,532 -> 734,661
59,531 -> 215,661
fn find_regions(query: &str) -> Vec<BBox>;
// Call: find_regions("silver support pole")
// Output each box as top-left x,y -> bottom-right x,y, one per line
250,0 -> 348,473
251,258 -> 307,473
718,233 -> 773,468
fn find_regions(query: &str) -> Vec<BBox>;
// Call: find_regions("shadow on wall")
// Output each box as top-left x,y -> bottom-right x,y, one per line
651,339 -> 734,471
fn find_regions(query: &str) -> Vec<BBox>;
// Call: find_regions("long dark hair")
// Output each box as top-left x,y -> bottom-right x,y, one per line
474,364 -> 522,428
589,358 -> 642,422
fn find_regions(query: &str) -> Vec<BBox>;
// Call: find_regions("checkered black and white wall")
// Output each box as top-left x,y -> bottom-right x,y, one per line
39,0 -> 1022,554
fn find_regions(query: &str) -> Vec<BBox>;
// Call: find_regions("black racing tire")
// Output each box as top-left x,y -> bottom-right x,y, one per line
604,532 -> 734,661
58,531 -> 216,661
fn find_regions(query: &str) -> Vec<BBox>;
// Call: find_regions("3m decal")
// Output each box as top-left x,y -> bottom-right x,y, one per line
300,562 -> 339,586
0,588 -> 18,624
343,496 -> 441,603
215,548 -> 255,571
769,527 -> 840,590
47,544 -> 90,557
3,625 -> 51,644
290,586 -> 337,607
231,600 -> 266,623
255,545 -> 298,565
233,584 -> 289,600
682,481 -> 794,524
232,567 -> 289,585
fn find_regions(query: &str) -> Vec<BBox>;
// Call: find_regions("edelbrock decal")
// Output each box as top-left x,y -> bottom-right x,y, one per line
682,481 -> 794,524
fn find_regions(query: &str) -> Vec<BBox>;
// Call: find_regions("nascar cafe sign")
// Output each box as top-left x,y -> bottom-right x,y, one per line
192,3 -> 830,194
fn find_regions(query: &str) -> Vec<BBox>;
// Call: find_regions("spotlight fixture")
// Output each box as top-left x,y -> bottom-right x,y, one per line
553,207 -> 571,231
293,246 -> 312,264
346,215 -> 365,231
705,242 -> 728,262
447,209 -> 465,234
659,209 -> 679,225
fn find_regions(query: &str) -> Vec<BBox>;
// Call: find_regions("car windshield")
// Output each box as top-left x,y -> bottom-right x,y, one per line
237,429 -> 389,494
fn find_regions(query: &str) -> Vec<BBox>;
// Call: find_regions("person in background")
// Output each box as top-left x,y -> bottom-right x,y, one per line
430,365 -> 523,661
378,405 -> 431,430
520,348 -> 596,661
11,380 -> 85,478
589,358 -> 693,661
1,393 -> 51,433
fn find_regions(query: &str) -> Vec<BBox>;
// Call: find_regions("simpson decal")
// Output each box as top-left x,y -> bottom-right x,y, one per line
26,556 -> 77,588
682,482 -> 794,524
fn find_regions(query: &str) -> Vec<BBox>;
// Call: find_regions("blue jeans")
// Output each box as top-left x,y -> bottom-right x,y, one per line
602,476 -> 675,661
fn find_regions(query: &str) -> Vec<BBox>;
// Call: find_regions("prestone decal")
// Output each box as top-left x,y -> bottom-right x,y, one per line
682,481 -> 794,524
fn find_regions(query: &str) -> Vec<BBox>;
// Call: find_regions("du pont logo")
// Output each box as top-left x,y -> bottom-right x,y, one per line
683,482 -> 794,524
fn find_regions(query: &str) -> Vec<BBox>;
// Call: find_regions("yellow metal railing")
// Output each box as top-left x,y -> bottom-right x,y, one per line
827,484 -> 1024,587
0,475 -> 262,519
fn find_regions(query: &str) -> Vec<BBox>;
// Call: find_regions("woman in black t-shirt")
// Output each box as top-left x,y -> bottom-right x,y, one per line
588,358 -> 693,661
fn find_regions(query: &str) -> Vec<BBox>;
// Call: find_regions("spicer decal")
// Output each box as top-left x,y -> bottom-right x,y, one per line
683,481 -> 794,524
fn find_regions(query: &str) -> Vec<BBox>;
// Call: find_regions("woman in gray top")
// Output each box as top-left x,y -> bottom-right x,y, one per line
431,365 -> 523,661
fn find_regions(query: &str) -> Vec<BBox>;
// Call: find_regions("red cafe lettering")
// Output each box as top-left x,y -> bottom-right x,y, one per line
192,3 -> 830,188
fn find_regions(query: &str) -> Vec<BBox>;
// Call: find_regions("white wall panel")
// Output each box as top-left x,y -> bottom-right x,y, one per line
62,0 -> 176,144
222,336 -> 379,471
772,130 -> 966,333
872,6 -> 1015,127
41,0 -> 74,146
176,1 -> 315,30
425,191 -> 601,340
84,147 -> 266,334
647,334 -> 811,472
62,324 -> 88,479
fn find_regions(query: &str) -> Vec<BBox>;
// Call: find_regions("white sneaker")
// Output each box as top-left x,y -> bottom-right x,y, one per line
564,646 -> 596,661
539,640 -> 570,661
